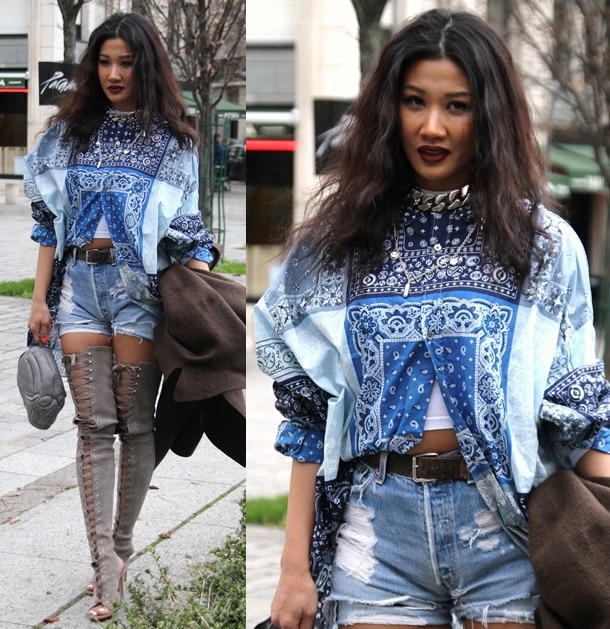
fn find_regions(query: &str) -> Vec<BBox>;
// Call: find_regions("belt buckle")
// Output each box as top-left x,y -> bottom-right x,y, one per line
412,452 -> 438,483
84,248 -> 116,265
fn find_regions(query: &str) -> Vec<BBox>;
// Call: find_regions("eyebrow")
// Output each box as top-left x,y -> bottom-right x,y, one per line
99,53 -> 134,60
402,84 -> 472,98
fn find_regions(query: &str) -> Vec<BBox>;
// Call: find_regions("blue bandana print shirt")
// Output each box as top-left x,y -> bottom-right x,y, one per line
255,202 -> 610,624
24,113 -> 214,304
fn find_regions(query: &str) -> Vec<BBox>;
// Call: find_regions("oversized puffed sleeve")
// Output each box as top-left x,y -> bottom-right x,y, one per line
255,295 -> 329,464
538,220 -> 610,463
158,146 -> 214,265
23,122 -> 72,256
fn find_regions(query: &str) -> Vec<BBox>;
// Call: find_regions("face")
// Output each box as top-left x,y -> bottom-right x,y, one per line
97,38 -> 137,111
399,58 -> 474,191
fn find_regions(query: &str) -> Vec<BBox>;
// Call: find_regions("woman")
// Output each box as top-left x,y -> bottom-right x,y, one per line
25,13 -> 214,622
254,9 -> 610,629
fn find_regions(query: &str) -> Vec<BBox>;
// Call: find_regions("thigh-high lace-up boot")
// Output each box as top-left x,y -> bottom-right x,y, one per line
112,360 -> 161,567
64,346 -> 125,622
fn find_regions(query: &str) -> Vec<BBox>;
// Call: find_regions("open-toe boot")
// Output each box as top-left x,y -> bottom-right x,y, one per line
63,346 -> 124,622
112,360 -> 161,570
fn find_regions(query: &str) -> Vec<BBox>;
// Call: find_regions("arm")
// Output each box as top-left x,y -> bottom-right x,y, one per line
161,148 -> 214,268
575,450 -> 610,479
185,257 -> 209,271
538,220 -> 610,474
271,460 -> 320,629
27,245 -> 55,343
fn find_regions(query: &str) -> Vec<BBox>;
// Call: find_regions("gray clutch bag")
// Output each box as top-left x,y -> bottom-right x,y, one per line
17,345 -> 66,430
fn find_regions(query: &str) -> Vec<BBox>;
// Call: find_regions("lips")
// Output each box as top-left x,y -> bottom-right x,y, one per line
418,146 -> 450,163
108,86 -> 123,94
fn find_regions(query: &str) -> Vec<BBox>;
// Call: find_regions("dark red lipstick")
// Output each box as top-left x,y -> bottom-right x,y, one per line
418,146 -> 450,163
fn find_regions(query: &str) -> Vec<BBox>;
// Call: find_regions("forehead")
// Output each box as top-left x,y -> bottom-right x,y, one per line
402,58 -> 471,91
99,37 -> 133,58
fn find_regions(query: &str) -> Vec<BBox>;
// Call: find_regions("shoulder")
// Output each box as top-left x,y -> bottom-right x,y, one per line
30,121 -> 69,152
26,122 -> 73,173
156,124 -> 197,166
261,238 -> 350,330
535,205 -> 586,258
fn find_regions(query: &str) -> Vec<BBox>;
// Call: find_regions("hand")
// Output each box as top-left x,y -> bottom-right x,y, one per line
270,567 -> 318,629
28,302 -> 52,343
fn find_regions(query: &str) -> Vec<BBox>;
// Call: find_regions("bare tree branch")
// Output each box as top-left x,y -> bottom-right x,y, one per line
505,0 -> 610,367
139,0 -> 245,225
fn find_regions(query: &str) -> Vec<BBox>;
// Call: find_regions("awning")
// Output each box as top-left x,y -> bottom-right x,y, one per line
183,91 -> 245,119
548,144 -> 608,194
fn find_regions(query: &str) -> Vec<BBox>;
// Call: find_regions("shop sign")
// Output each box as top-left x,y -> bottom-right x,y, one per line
0,76 -> 26,89
39,62 -> 77,105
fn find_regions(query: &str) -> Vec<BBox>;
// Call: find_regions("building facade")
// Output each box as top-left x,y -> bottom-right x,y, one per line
0,0 -> 246,188
0,1 -> 135,191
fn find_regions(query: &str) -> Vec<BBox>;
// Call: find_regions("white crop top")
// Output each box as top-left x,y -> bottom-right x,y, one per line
424,380 -> 453,431
94,214 -> 111,239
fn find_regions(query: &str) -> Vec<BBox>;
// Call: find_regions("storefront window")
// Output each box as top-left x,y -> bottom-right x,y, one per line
0,88 -> 27,177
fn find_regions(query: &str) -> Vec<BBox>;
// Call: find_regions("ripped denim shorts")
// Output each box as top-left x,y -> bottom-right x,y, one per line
56,257 -> 162,341
327,458 -> 538,626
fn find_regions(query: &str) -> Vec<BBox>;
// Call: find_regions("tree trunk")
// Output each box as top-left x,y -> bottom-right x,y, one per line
63,20 -> 77,64
351,0 -> 389,79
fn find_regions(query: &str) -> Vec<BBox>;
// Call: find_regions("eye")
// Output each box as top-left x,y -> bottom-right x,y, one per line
98,59 -> 110,66
401,95 -> 424,108
448,101 -> 472,112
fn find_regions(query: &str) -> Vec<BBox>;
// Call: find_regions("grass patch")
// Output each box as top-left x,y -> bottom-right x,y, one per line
245,494 -> 288,527
0,261 -> 243,302
0,278 -> 34,299
108,494 -> 246,628
215,259 -> 246,275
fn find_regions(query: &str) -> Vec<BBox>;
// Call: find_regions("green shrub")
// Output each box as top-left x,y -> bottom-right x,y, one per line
108,495 -> 245,628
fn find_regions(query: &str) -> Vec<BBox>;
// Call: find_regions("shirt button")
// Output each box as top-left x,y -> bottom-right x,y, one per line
434,243 -> 442,252
427,331 -> 434,339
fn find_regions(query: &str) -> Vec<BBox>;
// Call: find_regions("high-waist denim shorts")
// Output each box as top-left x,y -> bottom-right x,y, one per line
56,257 -> 162,341
327,458 -> 538,626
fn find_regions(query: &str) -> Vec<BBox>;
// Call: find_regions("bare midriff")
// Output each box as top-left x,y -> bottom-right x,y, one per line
408,428 -> 460,455
83,238 -> 114,250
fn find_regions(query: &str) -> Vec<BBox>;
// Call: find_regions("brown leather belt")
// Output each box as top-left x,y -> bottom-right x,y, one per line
72,247 -> 116,265
360,451 -> 469,482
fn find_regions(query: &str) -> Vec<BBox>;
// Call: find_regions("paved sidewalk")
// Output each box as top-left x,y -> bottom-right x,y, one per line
246,303 -> 291,628
0,184 -> 246,628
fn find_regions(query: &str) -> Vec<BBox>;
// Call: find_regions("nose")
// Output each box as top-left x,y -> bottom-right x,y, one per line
420,107 -> 446,139
108,63 -> 121,81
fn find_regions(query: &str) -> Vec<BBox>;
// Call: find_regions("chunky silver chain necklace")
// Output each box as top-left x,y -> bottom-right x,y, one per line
407,184 -> 471,212
391,185 -> 478,297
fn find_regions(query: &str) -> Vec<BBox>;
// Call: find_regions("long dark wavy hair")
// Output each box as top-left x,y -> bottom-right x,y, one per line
291,9 -> 556,277
47,12 -> 196,149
